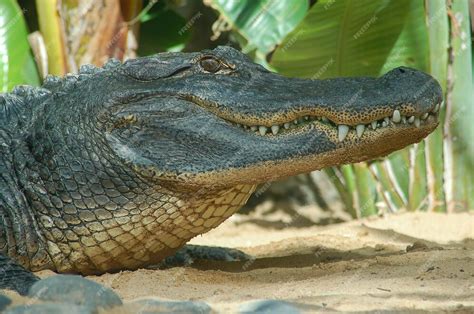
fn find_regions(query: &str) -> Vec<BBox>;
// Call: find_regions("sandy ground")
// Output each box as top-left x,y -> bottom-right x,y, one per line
6,211 -> 474,313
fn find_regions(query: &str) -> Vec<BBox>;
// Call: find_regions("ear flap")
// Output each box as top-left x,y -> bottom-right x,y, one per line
120,54 -> 193,81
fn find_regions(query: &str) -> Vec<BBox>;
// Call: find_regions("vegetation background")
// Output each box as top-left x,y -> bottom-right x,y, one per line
2,0 -> 473,223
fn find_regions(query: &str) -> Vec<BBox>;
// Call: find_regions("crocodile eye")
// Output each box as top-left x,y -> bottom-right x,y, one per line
199,57 -> 221,73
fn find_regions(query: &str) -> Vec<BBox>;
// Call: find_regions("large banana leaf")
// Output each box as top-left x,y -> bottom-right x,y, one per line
0,0 -> 40,91
270,0 -> 430,215
271,0 -> 428,77
206,0 -> 308,56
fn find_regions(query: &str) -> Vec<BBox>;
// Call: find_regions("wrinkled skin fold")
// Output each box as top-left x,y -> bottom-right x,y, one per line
0,46 -> 442,293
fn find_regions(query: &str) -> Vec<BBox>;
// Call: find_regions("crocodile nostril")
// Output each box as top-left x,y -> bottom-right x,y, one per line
398,68 -> 406,74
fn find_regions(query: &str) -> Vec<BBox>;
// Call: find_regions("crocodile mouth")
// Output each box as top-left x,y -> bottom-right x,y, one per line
227,104 -> 441,142
184,95 -> 441,142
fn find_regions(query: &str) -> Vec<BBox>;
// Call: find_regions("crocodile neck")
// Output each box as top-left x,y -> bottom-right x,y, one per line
9,124 -> 255,273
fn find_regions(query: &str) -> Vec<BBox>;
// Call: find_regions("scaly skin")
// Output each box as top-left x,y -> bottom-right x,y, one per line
1,47 -> 441,280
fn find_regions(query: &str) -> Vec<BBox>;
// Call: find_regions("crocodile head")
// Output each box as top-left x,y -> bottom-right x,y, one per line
97,46 -> 442,189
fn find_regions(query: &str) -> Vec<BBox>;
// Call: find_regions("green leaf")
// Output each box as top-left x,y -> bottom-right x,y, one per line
424,0 -> 448,212
138,3 -> 190,54
35,0 -> 67,75
408,142 -> 427,211
445,0 -> 474,211
353,163 -> 378,217
369,161 -> 406,211
0,0 -> 39,91
386,150 -> 410,201
207,0 -> 308,55
271,0 -> 428,78
325,167 -> 356,217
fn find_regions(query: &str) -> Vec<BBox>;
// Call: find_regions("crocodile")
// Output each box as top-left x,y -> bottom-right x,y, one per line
0,46 -> 442,294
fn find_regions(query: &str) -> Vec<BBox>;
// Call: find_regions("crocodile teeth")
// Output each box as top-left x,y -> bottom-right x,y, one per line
414,118 -> 420,128
250,126 -> 258,131
408,116 -> 415,123
338,125 -> 349,142
259,126 -> 268,135
293,119 -> 298,125
356,124 -> 365,138
421,113 -> 429,120
433,102 -> 440,113
371,121 -> 377,129
304,116 -> 309,120
271,125 -> 280,135
392,110 -> 401,123
283,122 -> 291,129
401,116 -> 407,124
384,117 -> 390,125
382,121 -> 388,128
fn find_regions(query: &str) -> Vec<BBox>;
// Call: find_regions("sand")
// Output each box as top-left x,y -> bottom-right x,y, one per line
5,211 -> 474,312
